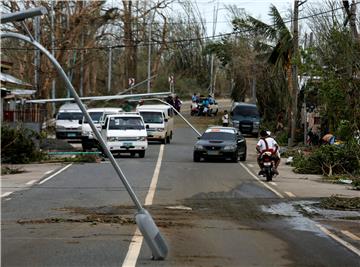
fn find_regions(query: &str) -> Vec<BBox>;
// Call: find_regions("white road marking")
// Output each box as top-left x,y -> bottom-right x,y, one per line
285,191 -> 296,197
247,163 -> 254,168
1,192 -> 13,198
239,163 -> 284,198
122,229 -> 143,267
316,224 -> 360,257
144,145 -> 164,205
44,170 -> 53,175
341,230 -> 360,241
122,144 -> 165,267
269,182 -> 277,186
38,164 -> 73,185
26,180 -> 38,185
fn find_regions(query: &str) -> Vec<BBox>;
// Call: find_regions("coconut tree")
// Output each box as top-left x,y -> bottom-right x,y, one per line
232,4 -> 294,136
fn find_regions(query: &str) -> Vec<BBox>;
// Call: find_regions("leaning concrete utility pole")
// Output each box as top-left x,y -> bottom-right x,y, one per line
290,0 -> 300,147
1,7 -> 168,260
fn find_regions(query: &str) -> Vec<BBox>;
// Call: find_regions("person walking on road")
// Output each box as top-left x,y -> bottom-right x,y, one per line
222,110 -> 229,127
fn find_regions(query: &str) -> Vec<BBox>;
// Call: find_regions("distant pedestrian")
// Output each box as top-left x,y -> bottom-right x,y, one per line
174,95 -> 182,113
222,110 -> 229,126
191,93 -> 197,102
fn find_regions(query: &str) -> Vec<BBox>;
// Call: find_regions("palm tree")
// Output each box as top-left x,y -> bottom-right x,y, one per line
233,4 -> 295,138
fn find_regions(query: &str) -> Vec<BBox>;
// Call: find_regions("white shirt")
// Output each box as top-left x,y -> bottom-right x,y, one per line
222,114 -> 229,123
256,137 -> 278,153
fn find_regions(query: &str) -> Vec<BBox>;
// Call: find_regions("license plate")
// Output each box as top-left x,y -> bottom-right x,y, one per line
263,162 -> 272,166
67,133 -> 76,137
207,151 -> 219,155
123,142 -> 133,147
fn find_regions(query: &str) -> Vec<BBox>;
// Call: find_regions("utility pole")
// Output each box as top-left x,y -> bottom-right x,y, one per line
290,0 -> 300,147
209,2 -> 219,96
51,1 -> 56,115
33,16 -> 40,92
147,9 -> 154,94
107,47 -> 112,93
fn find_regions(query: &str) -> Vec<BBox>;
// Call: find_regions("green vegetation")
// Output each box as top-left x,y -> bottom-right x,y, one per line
1,125 -> 45,164
319,196 -> 360,211
1,166 -> 26,175
292,142 -> 360,177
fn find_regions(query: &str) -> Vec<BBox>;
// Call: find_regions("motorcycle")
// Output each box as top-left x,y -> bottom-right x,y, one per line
260,151 -> 276,181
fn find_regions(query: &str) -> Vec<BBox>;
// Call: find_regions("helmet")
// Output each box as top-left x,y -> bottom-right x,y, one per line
260,130 -> 268,137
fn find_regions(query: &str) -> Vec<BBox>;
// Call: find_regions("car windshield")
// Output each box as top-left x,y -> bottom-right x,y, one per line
57,112 -> 83,120
84,112 -> 103,123
201,132 -> 235,141
140,112 -> 163,123
108,117 -> 144,130
233,106 -> 259,116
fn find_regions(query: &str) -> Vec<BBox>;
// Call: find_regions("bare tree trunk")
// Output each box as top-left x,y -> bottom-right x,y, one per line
122,0 -> 137,89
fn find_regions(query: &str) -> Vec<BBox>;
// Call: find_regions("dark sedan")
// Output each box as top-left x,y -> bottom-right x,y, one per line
193,127 -> 247,162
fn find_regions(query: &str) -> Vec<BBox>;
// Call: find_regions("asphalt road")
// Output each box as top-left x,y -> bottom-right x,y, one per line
2,126 -> 359,267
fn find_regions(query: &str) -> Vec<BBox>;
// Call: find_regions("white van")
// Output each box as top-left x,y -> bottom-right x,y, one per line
55,103 -> 84,139
101,113 -> 148,157
80,107 -> 123,151
137,104 -> 174,144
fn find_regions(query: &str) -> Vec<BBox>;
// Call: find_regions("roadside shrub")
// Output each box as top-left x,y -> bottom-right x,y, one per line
1,125 -> 45,164
292,142 -> 360,176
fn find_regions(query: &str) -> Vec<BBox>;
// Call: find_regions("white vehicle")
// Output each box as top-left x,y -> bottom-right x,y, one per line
137,104 -> 174,144
55,103 -> 84,139
101,113 -> 148,157
80,107 -> 123,151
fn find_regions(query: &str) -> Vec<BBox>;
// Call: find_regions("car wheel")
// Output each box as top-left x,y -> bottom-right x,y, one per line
161,137 -> 166,144
166,135 -> 170,144
193,152 -> 201,162
240,149 -> 247,161
232,151 -> 239,162
138,151 -> 145,158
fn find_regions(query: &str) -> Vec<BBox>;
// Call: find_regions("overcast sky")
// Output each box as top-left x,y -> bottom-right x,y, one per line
193,0 -> 295,35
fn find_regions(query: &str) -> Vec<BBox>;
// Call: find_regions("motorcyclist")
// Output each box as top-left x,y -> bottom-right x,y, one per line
256,130 -> 280,175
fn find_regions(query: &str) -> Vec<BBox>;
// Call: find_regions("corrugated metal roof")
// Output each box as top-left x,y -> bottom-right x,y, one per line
0,72 -> 31,86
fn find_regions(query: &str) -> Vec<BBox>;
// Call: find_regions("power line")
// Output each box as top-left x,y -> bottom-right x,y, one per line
2,3 -> 357,52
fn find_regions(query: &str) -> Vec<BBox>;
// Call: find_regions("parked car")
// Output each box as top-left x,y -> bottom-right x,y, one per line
193,126 -> 247,162
230,102 -> 260,136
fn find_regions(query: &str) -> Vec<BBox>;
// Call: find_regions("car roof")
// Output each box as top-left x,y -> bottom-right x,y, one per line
106,112 -> 141,118
232,102 -> 257,108
87,107 -> 123,112
137,104 -> 170,111
205,126 -> 237,134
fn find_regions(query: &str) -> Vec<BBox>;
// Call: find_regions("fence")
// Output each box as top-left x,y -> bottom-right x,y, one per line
3,109 -> 48,123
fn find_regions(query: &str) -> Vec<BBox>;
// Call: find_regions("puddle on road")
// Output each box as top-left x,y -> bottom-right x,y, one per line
261,200 -> 360,236
261,201 -> 326,236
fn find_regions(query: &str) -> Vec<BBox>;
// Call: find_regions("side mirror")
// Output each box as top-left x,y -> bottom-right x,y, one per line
230,112 -> 234,116
102,125 -> 106,130
146,125 -> 150,129
79,119 -> 82,124
164,118 -> 168,122
197,136 -> 201,140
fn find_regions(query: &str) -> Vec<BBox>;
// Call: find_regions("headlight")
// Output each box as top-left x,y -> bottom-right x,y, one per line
253,121 -> 260,126
138,137 -> 147,141
155,128 -> 165,132
83,131 -> 91,136
232,120 -> 239,127
56,125 -> 65,130
237,139 -> 244,143
223,145 -> 237,151
194,144 -> 204,150
107,137 -> 117,142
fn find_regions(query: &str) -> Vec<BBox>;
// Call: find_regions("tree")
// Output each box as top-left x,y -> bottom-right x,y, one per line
231,5 -> 294,131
